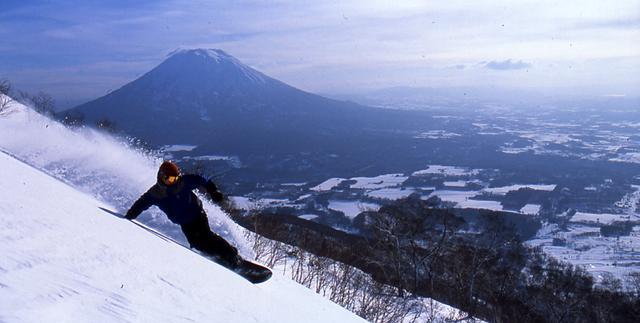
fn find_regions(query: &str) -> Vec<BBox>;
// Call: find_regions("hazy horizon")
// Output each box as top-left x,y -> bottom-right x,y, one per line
1,0 -> 639,108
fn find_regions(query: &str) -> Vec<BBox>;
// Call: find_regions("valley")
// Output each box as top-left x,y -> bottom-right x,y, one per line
163,96 -> 640,282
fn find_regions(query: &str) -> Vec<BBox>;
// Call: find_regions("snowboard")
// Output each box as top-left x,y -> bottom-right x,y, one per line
99,207 -> 272,283
212,257 -> 272,284
236,260 -> 272,284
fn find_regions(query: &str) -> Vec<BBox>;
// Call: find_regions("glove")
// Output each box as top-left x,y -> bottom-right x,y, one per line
206,180 -> 224,204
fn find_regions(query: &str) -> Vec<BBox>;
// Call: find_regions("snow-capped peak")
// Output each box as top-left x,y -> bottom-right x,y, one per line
169,48 -> 232,62
167,48 -> 267,84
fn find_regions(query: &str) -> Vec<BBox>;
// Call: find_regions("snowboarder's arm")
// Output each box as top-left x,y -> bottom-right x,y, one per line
126,188 -> 157,220
184,174 -> 239,216
183,174 -> 224,204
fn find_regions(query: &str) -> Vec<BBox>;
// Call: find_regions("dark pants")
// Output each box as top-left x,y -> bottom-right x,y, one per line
180,213 -> 240,267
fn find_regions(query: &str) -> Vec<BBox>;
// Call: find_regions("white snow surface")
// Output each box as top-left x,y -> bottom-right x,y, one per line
412,165 -> 480,177
570,212 -> 631,224
611,152 -> 640,164
520,204 -> 541,215
312,174 -> 407,192
426,190 -> 504,212
310,177 -> 346,191
528,222 -> 640,281
366,187 -> 416,200
0,97 -> 250,255
443,180 -> 467,188
349,173 -> 407,189
0,151 -> 366,323
414,130 -> 462,139
170,48 -> 267,84
328,200 -> 380,220
482,184 -> 556,196
299,214 -> 319,220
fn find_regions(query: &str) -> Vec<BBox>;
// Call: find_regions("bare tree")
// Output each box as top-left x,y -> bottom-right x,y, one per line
31,91 -> 55,116
0,79 -> 9,94
244,228 -> 458,323
626,272 -> 640,297
0,79 -> 14,115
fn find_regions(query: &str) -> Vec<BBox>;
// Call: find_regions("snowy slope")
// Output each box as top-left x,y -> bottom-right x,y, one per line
0,151 -> 365,323
0,97 -> 366,322
0,95 -> 250,256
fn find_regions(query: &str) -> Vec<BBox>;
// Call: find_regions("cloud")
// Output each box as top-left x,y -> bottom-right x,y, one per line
1,0 -> 638,100
484,59 -> 532,70
571,17 -> 640,30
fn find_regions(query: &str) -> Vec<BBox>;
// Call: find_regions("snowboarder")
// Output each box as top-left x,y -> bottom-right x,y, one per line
125,161 -> 242,268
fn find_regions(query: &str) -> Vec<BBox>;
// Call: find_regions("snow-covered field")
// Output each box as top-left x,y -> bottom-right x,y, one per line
615,185 -> 640,212
299,214 -> 320,220
349,173 -> 407,189
414,130 -> 461,139
366,187 -> 416,200
412,165 -> 480,177
312,174 -> 407,192
483,184 -> 556,195
570,212 -> 633,225
425,190 -> 504,212
520,203 -> 541,215
443,180 -> 468,188
528,222 -> 640,282
328,200 -> 380,219
489,112 -> 640,164
310,177 -> 346,191
611,152 -> 640,164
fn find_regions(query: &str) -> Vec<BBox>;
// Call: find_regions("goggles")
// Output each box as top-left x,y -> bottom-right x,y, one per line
164,175 -> 179,185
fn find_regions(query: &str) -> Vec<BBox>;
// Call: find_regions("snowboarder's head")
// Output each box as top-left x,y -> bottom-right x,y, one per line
158,161 -> 180,186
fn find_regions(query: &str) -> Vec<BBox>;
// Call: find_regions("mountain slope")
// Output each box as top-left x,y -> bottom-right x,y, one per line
63,48 -> 433,162
0,150 -> 366,323
65,49 -> 376,146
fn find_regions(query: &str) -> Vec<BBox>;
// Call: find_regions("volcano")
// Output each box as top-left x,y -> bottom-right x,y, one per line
65,49 -> 379,148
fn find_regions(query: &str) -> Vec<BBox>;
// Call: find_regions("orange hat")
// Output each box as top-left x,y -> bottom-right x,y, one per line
157,161 -> 180,182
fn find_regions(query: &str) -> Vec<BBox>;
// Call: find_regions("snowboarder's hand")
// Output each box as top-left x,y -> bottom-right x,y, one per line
206,180 -> 224,204
211,190 -> 224,203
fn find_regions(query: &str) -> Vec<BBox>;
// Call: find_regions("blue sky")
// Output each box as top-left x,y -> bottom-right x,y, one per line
1,0 -> 639,107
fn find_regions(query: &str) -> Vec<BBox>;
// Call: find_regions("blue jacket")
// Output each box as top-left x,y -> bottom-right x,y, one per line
126,174 -> 222,225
